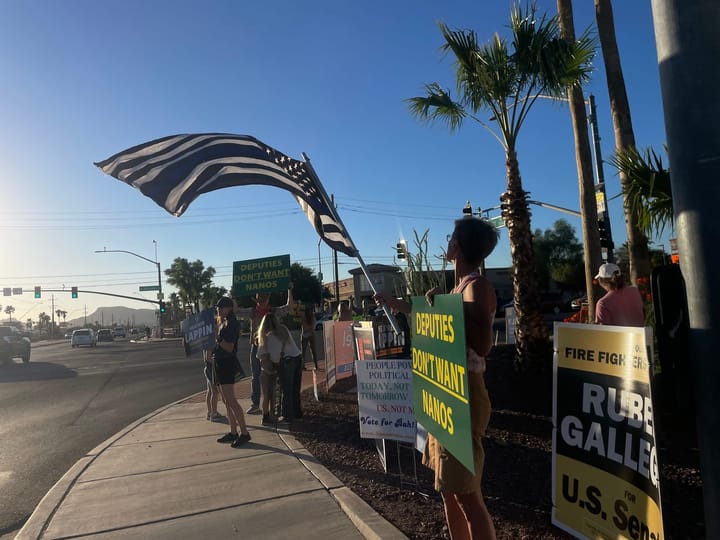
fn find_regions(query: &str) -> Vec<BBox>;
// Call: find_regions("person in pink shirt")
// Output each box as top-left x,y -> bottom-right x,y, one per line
594,263 -> 646,327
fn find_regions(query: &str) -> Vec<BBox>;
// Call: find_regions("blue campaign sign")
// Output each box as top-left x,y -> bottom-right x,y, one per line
181,308 -> 216,357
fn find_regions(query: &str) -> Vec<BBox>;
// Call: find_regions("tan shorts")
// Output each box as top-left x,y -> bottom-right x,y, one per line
422,371 -> 491,493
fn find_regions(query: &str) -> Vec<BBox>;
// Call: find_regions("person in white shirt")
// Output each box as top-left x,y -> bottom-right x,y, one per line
256,312 -> 303,423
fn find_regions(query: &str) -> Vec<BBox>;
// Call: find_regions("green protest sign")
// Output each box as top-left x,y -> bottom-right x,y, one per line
232,254 -> 291,297
411,294 -> 474,474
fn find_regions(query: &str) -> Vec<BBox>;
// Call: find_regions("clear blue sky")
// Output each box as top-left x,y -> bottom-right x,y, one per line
0,0 -> 668,324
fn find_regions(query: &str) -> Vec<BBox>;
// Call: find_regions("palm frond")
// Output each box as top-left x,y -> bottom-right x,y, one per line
510,3 -> 595,96
438,24 -> 515,113
406,83 -> 467,131
609,146 -> 674,237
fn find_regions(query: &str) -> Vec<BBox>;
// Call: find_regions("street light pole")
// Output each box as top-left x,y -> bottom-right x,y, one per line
94,246 -> 164,337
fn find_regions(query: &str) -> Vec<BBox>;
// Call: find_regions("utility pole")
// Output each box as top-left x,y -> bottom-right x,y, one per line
652,1 -> 720,536
588,94 -> 615,262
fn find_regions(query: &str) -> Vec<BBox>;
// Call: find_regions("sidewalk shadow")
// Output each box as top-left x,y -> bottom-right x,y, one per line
0,361 -> 77,382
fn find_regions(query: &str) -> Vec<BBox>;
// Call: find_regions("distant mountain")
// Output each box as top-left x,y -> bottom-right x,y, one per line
66,306 -> 159,328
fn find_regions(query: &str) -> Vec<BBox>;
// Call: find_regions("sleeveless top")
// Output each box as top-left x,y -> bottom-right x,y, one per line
452,272 -> 486,373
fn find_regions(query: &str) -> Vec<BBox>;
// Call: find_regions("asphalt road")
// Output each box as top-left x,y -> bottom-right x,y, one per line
0,337 -> 251,539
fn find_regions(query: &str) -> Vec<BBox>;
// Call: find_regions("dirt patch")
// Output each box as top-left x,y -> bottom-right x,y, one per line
290,345 -> 704,539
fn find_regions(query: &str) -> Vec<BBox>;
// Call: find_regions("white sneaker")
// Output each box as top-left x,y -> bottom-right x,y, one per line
246,404 -> 261,414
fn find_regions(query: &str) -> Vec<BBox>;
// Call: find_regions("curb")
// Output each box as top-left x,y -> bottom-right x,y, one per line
276,427 -> 408,540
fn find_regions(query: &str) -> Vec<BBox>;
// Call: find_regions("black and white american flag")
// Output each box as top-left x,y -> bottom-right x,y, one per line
95,133 -> 356,256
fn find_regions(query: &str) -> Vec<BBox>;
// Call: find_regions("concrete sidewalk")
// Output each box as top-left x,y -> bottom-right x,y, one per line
16,370 -> 407,540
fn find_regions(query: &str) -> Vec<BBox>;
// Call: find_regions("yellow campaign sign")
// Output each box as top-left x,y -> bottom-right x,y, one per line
552,323 -> 664,540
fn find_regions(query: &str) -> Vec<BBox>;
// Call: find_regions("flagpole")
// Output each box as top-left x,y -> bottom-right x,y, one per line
301,153 -> 402,336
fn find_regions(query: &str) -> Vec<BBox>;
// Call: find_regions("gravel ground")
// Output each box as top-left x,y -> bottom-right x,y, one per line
290,345 -> 705,539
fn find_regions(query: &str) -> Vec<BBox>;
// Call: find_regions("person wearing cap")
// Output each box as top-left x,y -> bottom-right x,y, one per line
213,296 -> 251,448
594,263 -> 645,327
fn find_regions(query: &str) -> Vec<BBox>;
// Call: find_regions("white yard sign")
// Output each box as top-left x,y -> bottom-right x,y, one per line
356,359 -> 416,443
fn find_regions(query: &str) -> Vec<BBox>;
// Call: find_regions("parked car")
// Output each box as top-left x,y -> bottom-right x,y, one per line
112,327 -> 126,338
0,325 -> 31,364
71,329 -> 97,348
97,329 -> 114,342
64,330 -> 74,339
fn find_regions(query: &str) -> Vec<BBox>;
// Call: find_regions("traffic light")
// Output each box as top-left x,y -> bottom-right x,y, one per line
598,218 -> 613,249
71,286 -> 78,299
396,242 -> 406,260
159,301 -> 166,313
34,286 -> 41,299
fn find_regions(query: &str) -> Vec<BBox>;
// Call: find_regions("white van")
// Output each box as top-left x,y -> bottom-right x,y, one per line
71,329 -> 97,348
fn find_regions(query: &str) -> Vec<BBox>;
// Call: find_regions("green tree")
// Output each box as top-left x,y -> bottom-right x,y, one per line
289,262 -> 322,305
38,312 -> 50,334
610,146 -> 673,238
4,305 -> 15,321
533,220 -> 585,293
408,3 -> 594,371
167,292 -> 185,325
200,285 -> 228,312
164,258 -> 219,313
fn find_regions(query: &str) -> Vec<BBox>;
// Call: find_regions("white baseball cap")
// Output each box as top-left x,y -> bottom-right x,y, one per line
595,262 -> 621,279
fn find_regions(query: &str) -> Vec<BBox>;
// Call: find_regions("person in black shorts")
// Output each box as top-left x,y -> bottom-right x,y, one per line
213,296 -> 251,448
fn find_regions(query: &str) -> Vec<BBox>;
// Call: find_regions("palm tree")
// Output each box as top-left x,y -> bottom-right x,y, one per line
594,0 -> 651,282
557,0 -> 603,323
4,305 -> 15,321
38,312 -> 50,334
609,146 -> 673,238
408,4 -> 594,370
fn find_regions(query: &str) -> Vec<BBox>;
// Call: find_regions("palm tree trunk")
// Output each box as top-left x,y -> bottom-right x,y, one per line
595,0 -> 651,283
558,0 -> 603,322
502,150 -> 551,371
